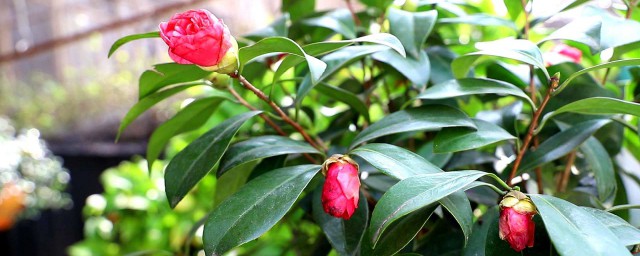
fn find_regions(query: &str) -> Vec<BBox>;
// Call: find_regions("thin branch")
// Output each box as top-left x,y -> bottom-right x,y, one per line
228,85 -> 319,164
508,75 -> 560,186
230,73 -> 326,152
228,86 -> 286,136
345,0 -> 362,26
557,150 -> 577,193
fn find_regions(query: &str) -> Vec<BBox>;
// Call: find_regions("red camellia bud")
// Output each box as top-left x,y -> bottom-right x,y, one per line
159,9 -> 238,73
499,190 -> 537,252
321,154 -> 360,220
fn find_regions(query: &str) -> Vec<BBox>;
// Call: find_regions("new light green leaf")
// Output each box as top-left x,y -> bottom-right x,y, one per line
433,119 -> 516,153
530,195 -> 631,256
164,111 -> 261,208
203,164 -> 321,256
350,105 -> 476,149
217,135 -> 321,177
369,170 -> 489,246
418,78 -> 535,110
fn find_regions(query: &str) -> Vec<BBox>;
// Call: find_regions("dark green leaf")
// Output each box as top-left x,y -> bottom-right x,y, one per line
362,206 -> 436,256
433,119 -> 516,153
272,33 -> 405,85
214,161 -> 259,208
439,191 -> 473,245
304,9 -> 356,39
373,49 -> 430,88
439,14 -> 517,31
387,9 -> 437,59
350,105 -> 476,149
369,170 -> 489,246
108,31 -> 159,58
554,59 -> 640,95
316,82 -> 370,122
529,195 -> 630,256
282,0 -> 315,20
165,111 -> 261,208
313,188 -> 368,256
217,135 -> 321,177
417,141 -> 453,168
452,39 -> 549,81
350,143 -> 443,180
203,164 -> 321,255
538,96 -> 640,132
138,63 -> 211,99
582,207 -> 640,246
580,137 -> 616,201
117,83 -> 204,141
518,119 -> 611,173
238,37 -> 326,83
418,78 -> 535,109
146,97 -> 224,170
463,206 -> 499,256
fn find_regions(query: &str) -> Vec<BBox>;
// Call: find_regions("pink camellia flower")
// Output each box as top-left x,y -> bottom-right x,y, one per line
545,44 -> 582,66
321,154 -> 360,220
499,190 -> 537,252
159,9 -> 238,73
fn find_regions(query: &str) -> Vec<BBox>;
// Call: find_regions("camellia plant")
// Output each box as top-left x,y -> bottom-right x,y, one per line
109,0 -> 640,255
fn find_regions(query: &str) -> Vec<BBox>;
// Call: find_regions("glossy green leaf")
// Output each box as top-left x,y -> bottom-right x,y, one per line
138,63 -> 211,99
463,206 -> 499,256
582,207 -> 640,246
417,141 -> 453,168
350,105 -> 476,149
117,83 -> 205,141
362,206 -> 436,256
217,135 -> 321,177
418,78 -> 535,109
316,82 -> 370,122
351,143 -> 473,244
350,143 -> 443,180
538,96 -> 640,132
580,137 -> 616,201
359,0 -> 393,9
203,164 -> 321,256
272,33 -> 405,85
165,111 -> 261,208
452,39 -> 550,81
282,0 -> 314,21
238,37 -> 326,83
439,191 -> 473,245
146,97 -> 224,170
585,6 -> 640,55
503,0 -> 524,20
434,119 -> 516,153
304,9 -> 356,39
214,161 -> 259,208
539,17 -> 601,53
369,170 -> 489,246
108,31 -> 159,58
372,49 -> 430,88
518,119 -> 611,173
313,188 -> 368,256
439,14 -> 517,31
529,195 -> 631,256
387,9 -> 437,59
554,59 -> 640,95
297,45 -> 393,106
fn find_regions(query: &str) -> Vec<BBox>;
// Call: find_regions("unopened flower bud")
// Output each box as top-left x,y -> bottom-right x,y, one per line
321,154 -> 360,220
159,9 -> 239,74
499,190 -> 537,252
